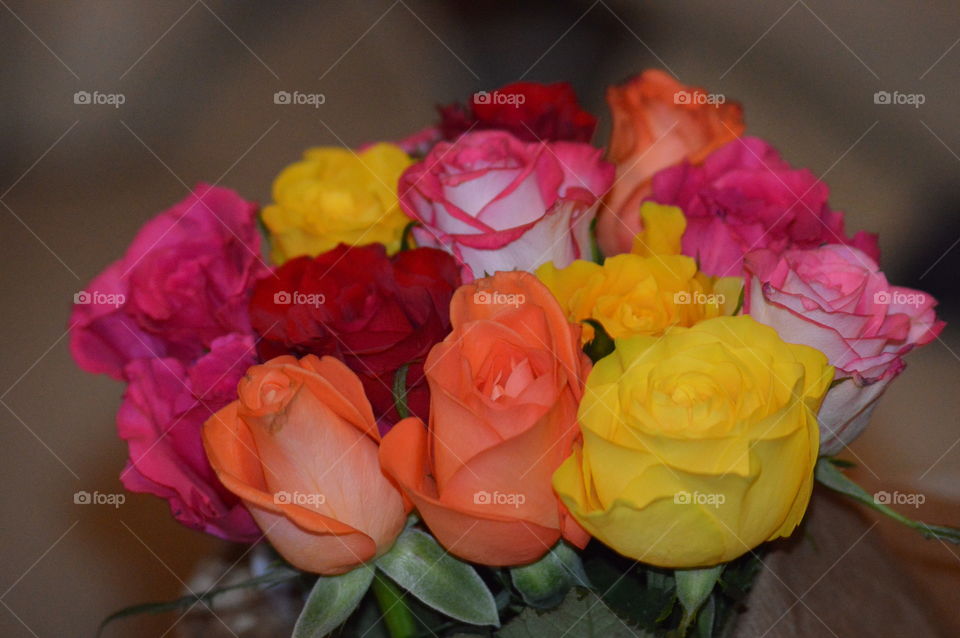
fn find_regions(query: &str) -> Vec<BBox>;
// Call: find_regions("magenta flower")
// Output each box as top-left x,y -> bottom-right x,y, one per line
69,184 -> 269,378
119,334 -> 260,542
648,137 -> 880,277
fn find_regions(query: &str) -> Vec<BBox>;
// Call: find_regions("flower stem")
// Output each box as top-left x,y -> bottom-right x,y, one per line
371,573 -> 417,638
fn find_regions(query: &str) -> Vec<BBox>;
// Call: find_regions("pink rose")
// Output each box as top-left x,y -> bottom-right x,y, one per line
69,184 -> 268,379
649,137 -> 880,277
398,130 -> 614,280
745,245 -> 944,454
119,334 -> 260,542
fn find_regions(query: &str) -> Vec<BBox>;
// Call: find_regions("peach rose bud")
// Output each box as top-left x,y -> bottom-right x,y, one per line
203,355 -> 409,575
597,69 -> 745,256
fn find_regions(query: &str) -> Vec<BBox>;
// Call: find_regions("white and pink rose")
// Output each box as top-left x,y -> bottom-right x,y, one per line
398,130 -> 614,280
745,245 -> 944,454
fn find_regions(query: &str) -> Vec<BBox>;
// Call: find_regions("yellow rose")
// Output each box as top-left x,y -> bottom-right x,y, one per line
631,202 -> 686,258
553,316 -> 833,567
263,143 -> 414,263
536,252 -> 740,343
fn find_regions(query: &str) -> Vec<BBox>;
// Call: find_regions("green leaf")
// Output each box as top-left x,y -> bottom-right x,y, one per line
675,566 -> 723,636
371,572 -> 418,638
816,457 -> 960,544
583,319 -> 615,363
583,549 -> 674,630
376,528 -> 499,627
589,217 -> 605,265
293,565 -> 375,638
498,588 -> 650,638
510,541 -> 590,609
695,595 -> 716,638
731,285 -> 745,316
401,221 -> 419,251
97,565 -> 299,636
393,363 -> 411,419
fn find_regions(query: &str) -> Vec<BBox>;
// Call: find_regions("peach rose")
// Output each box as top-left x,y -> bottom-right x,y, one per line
597,70 -> 745,256
380,271 -> 590,566
203,355 -> 408,575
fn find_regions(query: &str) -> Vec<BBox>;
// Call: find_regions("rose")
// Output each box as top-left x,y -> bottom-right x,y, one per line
379,271 -> 591,565
249,244 -> 460,427
648,137 -> 881,277
262,143 -> 414,263
119,334 -> 260,542
203,355 -> 408,575
554,316 -> 832,567
597,70 -> 745,256
745,245 -> 944,454
69,184 -> 267,379
399,130 -> 615,280
537,204 -> 741,343
438,81 -> 598,143
538,254 -> 739,342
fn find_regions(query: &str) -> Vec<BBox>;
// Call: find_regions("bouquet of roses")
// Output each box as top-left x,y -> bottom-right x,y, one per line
72,70 -> 956,637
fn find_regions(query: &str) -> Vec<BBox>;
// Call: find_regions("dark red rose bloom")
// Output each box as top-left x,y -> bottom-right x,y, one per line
250,244 -> 460,428
438,81 -> 597,143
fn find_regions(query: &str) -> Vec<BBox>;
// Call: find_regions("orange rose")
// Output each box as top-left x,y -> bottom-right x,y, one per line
203,355 -> 408,575
597,69 -> 745,256
380,271 -> 590,566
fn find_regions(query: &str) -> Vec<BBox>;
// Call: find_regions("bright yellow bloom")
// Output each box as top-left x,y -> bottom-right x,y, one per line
262,143 -> 414,263
553,316 -> 833,567
631,202 -> 686,258
537,251 -> 741,343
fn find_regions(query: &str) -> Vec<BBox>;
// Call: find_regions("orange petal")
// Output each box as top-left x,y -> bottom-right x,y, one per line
380,417 -> 559,566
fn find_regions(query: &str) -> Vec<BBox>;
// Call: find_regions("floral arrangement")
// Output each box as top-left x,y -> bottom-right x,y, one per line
72,70 -> 957,637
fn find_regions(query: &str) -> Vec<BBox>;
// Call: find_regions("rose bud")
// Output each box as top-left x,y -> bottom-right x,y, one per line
203,355 -> 409,575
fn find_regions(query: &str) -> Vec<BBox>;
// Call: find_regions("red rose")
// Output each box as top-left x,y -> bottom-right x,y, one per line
438,81 -> 597,143
249,244 -> 460,427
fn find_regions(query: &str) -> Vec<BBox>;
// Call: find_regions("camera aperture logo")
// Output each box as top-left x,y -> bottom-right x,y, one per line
873,290 -> 928,308
473,490 -> 526,508
874,490 -> 925,508
74,490 -> 125,508
473,90 -> 526,107
74,90 -> 125,108
274,91 -> 326,108
473,290 -> 525,308
673,290 -> 725,305
874,90 -> 925,108
274,490 -> 326,506
274,290 -> 325,307
673,90 -> 725,105
74,290 -> 125,307
674,490 -> 725,508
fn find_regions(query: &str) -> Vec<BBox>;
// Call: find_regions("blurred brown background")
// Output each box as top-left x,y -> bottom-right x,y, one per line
1,1 -> 958,636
